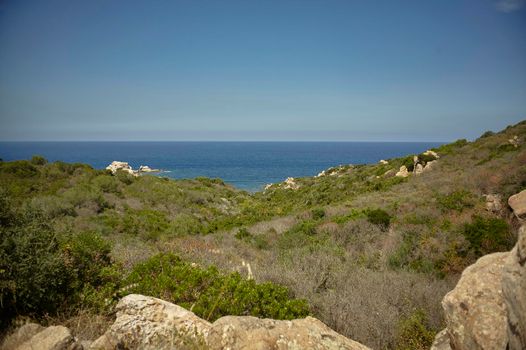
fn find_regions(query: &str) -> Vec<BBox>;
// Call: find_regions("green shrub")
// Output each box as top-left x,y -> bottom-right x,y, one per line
401,156 -> 415,172
115,170 -> 135,185
311,208 -> 325,220
395,309 -> 436,350
479,130 -> 494,139
93,175 -> 120,194
433,139 -> 468,155
253,235 -> 270,250
30,155 -> 47,166
125,253 -> 310,321
235,227 -> 252,240
0,194 -> 114,327
461,216 -> 512,257
62,231 -> 113,290
365,208 -> 391,230
388,231 -> 435,274
437,190 -> 474,212
417,153 -> 437,164
0,160 -> 38,177
0,199 -> 68,323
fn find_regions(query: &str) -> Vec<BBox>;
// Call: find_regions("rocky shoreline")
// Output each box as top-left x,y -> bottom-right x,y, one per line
105,161 -> 160,177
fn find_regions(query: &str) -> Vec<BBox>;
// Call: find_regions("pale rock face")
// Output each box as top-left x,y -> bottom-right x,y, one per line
423,160 -> 437,172
90,294 -> 371,350
423,150 -> 440,159
283,177 -> 300,190
264,183 -> 273,190
208,316 -> 371,350
1,323 -> 44,349
509,135 -> 520,147
430,329 -> 451,350
502,225 -> 526,350
414,163 -> 424,175
15,326 -> 80,350
90,294 -> 211,350
138,165 -> 160,173
508,190 -> 526,220
383,169 -> 396,178
442,252 -> 509,350
484,194 -> 503,213
105,161 -> 137,176
379,159 -> 389,165
395,165 -> 410,178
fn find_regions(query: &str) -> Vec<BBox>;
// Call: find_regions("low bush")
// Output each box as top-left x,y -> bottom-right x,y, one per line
30,155 -> 47,166
125,253 -> 310,321
395,309 -> 437,350
479,130 -> 495,139
0,193 -> 114,328
365,208 -> 391,230
436,190 -> 474,212
235,227 -> 252,240
311,208 -> 325,220
461,216 -> 512,257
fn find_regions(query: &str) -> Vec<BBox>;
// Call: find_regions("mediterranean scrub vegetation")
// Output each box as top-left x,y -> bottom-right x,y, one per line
1,121 -> 525,349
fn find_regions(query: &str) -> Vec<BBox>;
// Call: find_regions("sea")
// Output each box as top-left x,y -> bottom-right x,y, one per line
0,142 -> 443,192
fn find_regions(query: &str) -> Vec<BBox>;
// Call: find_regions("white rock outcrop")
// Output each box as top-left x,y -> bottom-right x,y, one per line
105,161 -> 137,176
395,165 -> 410,178
423,150 -> 440,159
283,177 -> 300,190
138,165 -> 159,173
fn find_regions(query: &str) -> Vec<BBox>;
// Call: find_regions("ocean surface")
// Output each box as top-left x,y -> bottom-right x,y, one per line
0,142 -> 443,191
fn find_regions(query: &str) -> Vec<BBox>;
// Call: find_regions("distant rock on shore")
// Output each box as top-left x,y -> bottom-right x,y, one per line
105,161 -> 160,177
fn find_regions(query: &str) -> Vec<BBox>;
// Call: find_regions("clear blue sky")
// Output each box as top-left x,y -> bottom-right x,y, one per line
0,0 -> 525,141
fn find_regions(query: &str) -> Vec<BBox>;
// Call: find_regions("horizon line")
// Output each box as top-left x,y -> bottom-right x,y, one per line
0,139 -> 449,143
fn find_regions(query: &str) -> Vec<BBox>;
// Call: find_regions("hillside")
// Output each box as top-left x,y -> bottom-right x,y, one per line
1,121 -> 525,349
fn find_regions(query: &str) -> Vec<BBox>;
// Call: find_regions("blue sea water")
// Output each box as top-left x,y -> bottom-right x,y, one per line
0,142 -> 442,191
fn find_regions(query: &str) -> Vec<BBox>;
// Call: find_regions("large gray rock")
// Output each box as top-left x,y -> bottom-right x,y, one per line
509,190 -> 526,220
90,294 -> 210,350
502,225 -> 526,350
442,252 -> 509,350
15,326 -> 80,350
91,294 -> 371,350
208,315 -> 370,350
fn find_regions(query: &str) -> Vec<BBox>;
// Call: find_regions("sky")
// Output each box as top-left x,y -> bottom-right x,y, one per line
0,0 -> 525,141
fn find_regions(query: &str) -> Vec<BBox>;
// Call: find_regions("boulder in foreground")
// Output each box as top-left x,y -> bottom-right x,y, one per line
90,294 -> 370,350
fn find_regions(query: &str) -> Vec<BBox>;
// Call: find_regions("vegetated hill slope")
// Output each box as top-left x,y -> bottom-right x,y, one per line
0,121 -> 524,349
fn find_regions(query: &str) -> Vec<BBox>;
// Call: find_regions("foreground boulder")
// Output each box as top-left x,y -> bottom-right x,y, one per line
90,294 -> 370,350
1,323 -> 44,350
509,190 -> 526,220
442,252 -> 509,350
208,316 -> 370,350
90,294 -> 210,350
502,225 -> 526,350
14,325 -> 80,350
